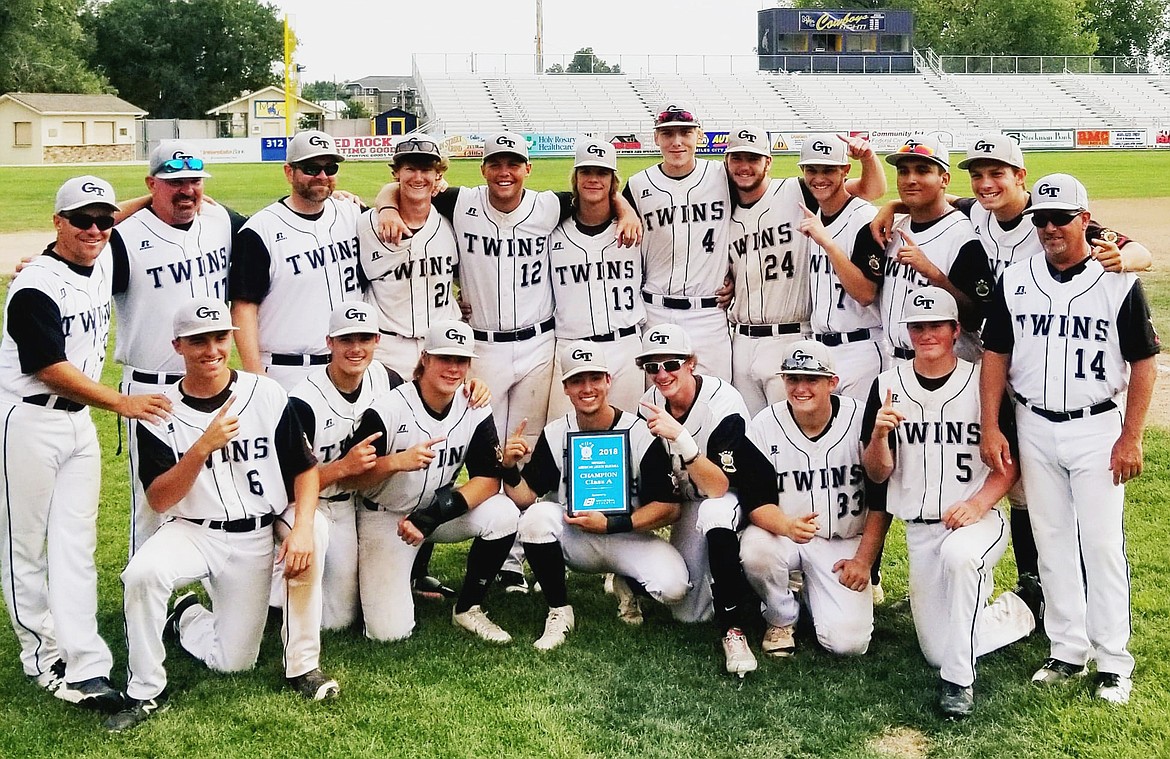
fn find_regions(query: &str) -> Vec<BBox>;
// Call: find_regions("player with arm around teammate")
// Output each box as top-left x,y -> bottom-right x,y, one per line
501,342 -> 689,650
855,287 -> 1036,718
740,340 -> 874,659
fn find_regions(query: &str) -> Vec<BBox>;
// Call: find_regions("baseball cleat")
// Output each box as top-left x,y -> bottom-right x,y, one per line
288,668 -> 340,701
104,695 -> 168,732
1031,657 -> 1088,685
534,605 -> 575,651
54,676 -> 124,713
761,624 -> 797,658
1014,573 -> 1045,631
1093,672 -> 1132,705
413,575 -> 457,601
453,605 -> 512,644
164,591 -> 201,645
721,628 -> 758,676
33,658 -> 67,693
939,680 -> 975,718
611,574 -> 643,626
497,570 -> 530,594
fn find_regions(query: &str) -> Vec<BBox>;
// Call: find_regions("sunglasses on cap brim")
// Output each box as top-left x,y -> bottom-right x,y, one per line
640,359 -> 686,374
158,157 -> 205,173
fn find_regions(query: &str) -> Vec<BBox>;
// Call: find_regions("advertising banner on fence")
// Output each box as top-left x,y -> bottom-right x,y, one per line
697,131 -> 730,155
1157,129 -> 1170,148
1002,129 -> 1075,149
441,134 -> 486,159
151,137 -> 262,163
1108,129 -> 1146,148
525,133 -> 578,157
331,135 -> 398,160
606,133 -> 657,154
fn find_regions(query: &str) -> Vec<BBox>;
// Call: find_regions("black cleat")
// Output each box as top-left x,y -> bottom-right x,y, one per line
1014,573 -> 1044,631
496,570 -> 529,594
287,668 -> 340,701
55,676 -> 124,713
104,695 -> 168,732
164,592 -> 201,645
939,680 -> 974,718
412,575 -> 457,600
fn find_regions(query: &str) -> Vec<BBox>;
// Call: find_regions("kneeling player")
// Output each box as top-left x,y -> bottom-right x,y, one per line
502,342 -> 689,650
854,288 -> 1035,718
741,341 -> 873,658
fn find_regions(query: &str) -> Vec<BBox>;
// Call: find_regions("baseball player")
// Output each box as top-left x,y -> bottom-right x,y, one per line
229,130 -> 363,390
856,287 -> 1035,718
501,342 -> 689,650
345,320 -> 520,643
741,340 -> 874,658
0,176 -> 171,712
981,174 -> 1158,705
105,297 -> 322,731
546,139 -> 646,420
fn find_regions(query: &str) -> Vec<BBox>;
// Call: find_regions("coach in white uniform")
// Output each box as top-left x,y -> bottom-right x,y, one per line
980,175 -> 1158,706
1,177 -> 170,712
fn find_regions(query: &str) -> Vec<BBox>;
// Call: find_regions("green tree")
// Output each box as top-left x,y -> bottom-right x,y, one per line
86,0 -> 283,118
342,99 -> 369,119
0,0 -> 109,94
546,47 -> 622,74
301,79 -> 347,103
1086,0 -> 1170,59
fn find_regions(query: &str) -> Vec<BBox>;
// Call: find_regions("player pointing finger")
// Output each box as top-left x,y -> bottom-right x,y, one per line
796,202 -> 828,245
196,395 -> 238,453
499,419 -> 529,469
396,435 -> 446,472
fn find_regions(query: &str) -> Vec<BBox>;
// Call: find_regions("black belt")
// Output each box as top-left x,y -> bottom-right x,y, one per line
642,292 -> 719,310
22,394 -> 84,412
131,370 -> 183,385
1013,393 -> 1117,423
362,497 -> 381,512
893,346 -> 915,360
473,317 -> 555,344
271,353 -> 330,367
323,493 -> 351,503
180,513 -> 275,533
735,322 -> 802,338
585,325 -> 638,343
908,517 -> 941,525
815,328 -> 873,347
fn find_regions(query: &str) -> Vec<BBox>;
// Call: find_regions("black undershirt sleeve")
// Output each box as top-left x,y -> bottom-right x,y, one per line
621,184 -> 637,214
225,207 -> 250,236
981,278 -> 1014,354
349,409 -> 389,457
430,188 -> 460,221
1116,279 -> 1161,361
7,289 -> 67,374
518,432 -> 560,496
947,239 -> 996,328
110,229 -> 130,294
999,392 -> 1019,459
797,177 -> 819,212
637,437 -> 681,504
227,227 -> 271,303
289,396 -> 317,448
384,365 -> 405,389
737,438 -> 779,512
953,197 -> 977,218
135,423 -> 179,491
274,402 -> 318,498
852,226 -> 885,283
465,416 -> 503,478
555,191 -> 574,222
706,414 -> 763,496
858,380 -> 891,513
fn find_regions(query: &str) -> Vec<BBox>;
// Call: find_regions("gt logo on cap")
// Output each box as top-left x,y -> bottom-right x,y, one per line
811,140 -> 831,155
445,327 -> 467,344
496,135 -> 516,148
80,182 -> 106,196
973,140 -> 994,152
587,143 -> 606,156
345,307 -> 367,321
195,306 -> 221,319
737,129 -> 757,142
571,348 -> 593,361
912,294 -> 935,308
308,134 -> 330,148
648,331 -> 669,344
792,349 -> 812,360
172,150 -> 194,159
1036,183 -> 1060,197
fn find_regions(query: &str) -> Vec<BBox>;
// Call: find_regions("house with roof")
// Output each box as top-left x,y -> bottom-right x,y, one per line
205,85 -> 328,138
342,76 -> 421,117
0,92 -> 146,165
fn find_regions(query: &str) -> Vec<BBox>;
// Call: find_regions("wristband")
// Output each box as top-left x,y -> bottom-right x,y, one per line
500,466 -> 523,487
670,428 -> 700,464
605,513 -> 634,534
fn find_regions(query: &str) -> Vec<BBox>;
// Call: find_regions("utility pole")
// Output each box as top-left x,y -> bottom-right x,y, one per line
535,0 -> 544,74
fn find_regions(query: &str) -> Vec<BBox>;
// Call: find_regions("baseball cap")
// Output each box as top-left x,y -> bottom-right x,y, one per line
391,133 -> 443,167
286,130 -> 345,164
798,134 -> 850,167
327,301 -> 378,337
55,176 -> 119,214
1023,173 -> 1089,214
885,135 -> 949,171
654,103 -> 700,129
957,133 -> 1025,171
778,340 -> 836,377
636,324 -> 693,361
560,341 -> 610,381
726,126 -> 770,157
900,287 -> 959,324
149,140 -> 212,179
422,320 -> 478,359
482,132 -> 529,163
172,297 -> 237,339
574,138 -> 617,171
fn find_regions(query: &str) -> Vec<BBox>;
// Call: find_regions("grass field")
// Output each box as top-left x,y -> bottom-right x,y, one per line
1,153 -> 1169,758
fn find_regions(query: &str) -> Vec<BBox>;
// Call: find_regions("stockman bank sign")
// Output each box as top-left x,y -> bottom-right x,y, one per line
1002,129 -> 1075,149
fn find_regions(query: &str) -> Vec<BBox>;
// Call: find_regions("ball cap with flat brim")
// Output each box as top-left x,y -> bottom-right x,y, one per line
885,135 -> 950,171
1022,173 -> 1089,214
173,297 -> 238,339
482,132 -> 529,162
149,140 -> 212,179
390,133 -> 443,167
560,341 -> 610,381
574,139 -> 617,171
654,103 -> 700,129
778,340 -> 836,377
422,320 -> 478,359
726,126 -> 770,157
798,134 -> 850,167
286,130 -> 345,164
957,133 -> 1025,171
899,286 -> 959,323
328,301 -> 379,337
637,323 -> 693,361
55,176 -> 119,214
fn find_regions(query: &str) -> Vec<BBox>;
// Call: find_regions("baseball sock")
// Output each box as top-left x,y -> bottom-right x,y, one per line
1010,506 -> 1040,579
455,534 -> 515,614
522,541 -> 568,608
707,527 -> 749,632
411,541 -> 436,581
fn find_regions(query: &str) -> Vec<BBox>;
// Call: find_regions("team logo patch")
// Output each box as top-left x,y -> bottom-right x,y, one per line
587,143 -> 607,156
912,293 -> 935,309
811,140 -> 831,155
1014,285 -> 1026,295
1036,182 -> 1060,198
308,134 -> 331,148
1099,228 -> 1119,244
973,140 -> 995,153
570,348 -> 594,361
579,442 -> 594,460
868,254 -> 881,272
79,181 -> 106,196
975,279 -> 991,298
737,129 -> 757,142
719,451 -> 736,473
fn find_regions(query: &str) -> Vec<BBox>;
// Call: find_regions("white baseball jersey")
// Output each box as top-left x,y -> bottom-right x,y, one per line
548,218 -> 646,338
112,204 -> 233,371
449,186 -> 560,332
809,196 -> 883,334
728,177 -> 810,326
627,159 -> 731,297
357,206 -> 460,338
963,201 -> 1038,282
748,396 -> 868,540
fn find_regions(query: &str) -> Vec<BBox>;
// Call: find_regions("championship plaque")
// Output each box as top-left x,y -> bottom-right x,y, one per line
565,429 -> 633,517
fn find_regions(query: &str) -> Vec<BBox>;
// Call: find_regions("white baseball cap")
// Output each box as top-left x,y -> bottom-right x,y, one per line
482,132 -> 529,162
726,126 -> 770,157
286,130 -> 345,164
55,176 -> 119,214
422,320 -> 478,358
149,140 -> 212,179
574,138 -> 617,171
560,341 -> 610,381
778,340 -> 836,377
886,135 -> 950,171
1023,173 -> 1089,214
900,287 -> 959,324
798,134 -> 850,167
654,103 -> 700,129
637,323 -> 693,361
957,133 -> 1025,171
173,297 -> 238,338
327,301 -> 378,337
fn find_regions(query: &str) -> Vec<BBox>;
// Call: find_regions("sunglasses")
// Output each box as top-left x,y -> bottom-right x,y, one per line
780,356 -> 832,374
641,359 -> 685,374
63,212 -> 116,231
395,138 -> 439,155
295,162 -> 340,177
1029,211 -> 1081,228
896,142 -> 939,157
654,109 -> 696,127
158,157 -> 205,173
